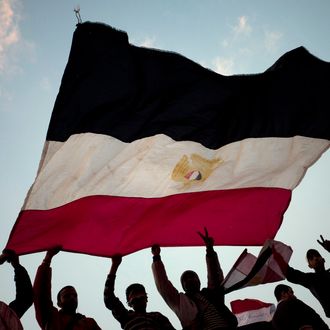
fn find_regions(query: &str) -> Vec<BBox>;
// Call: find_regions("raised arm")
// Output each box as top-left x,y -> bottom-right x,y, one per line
198,227 -> 224,288
317,235 -> 330,253
104,255 -> 123,310
104,255 -> 131,327
33,248 -> 60,328
151,245 -> 181,311
1,250 -> 33,318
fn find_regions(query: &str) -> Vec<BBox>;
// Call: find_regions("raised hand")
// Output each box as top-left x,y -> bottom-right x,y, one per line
151,244 -> 161,256
0,250 -> 19,268
317,235 -> 330,253
43,247 -> 61,264
109,255 -> 122,275
197,227 -> 214,248
111,255 -> 122,267
0,253 -> 7,265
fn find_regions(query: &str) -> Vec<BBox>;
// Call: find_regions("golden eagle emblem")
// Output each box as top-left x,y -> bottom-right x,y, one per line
171,153 -> 223,186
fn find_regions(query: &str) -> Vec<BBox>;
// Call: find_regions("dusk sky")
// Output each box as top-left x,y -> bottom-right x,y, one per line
0,1 -> 329,329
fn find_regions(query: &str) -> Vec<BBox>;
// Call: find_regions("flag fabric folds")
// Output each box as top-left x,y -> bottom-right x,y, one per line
5,21 -> 330,256
223,240 -> 292,294
230,299 -> 275,329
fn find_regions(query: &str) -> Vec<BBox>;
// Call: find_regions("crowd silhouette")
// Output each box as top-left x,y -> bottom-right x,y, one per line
1,233 -> 329,329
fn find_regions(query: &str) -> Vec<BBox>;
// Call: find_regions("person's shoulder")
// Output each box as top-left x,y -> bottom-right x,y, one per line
148,311 -> 164,316
148,311 -> 174,327
201,286 -> 224,295
283,297 -> 312,313
0,301 -> 23,330
84,316 -> 101,325
0,301 -> 8,308
148,311 -> 172,319
276,298 -> 294,309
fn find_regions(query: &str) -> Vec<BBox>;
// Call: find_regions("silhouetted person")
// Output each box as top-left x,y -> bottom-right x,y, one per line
104,255 -> 176,329
284,235 -> 330,318
0,250 -> 33,329
272,284 -> 329,330
272,235 -> 330,318
33,248 -> 101,329
151,228 -> 237,330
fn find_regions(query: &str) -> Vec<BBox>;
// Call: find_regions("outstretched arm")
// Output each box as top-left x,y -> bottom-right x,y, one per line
198,227 -> 224,288
33,248 -> 60,328
104,255 -> 122,309
42,248 -> 60,265
151,245 -> 181,311
317,235 -> 330,253
1,250 -> 33,318
104,255 -> 131,327
272,247 -> 309,287
109,255 -> 122,275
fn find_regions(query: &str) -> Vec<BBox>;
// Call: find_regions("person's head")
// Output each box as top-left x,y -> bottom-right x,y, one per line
126,283 -> 147,313
274,284 -> 295,302
57,286 -> 78,313
306,249 -> 325,272
180,270 -> 201,294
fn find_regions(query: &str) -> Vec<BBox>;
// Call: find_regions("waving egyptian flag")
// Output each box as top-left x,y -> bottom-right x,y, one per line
5,22 -> 330,256
223,239 -> 292,294
230,299 -> 275,329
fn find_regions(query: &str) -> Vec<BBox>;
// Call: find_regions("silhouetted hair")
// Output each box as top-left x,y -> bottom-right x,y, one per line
274,284 -> 291,301
306,249 -> 321,261
57,285 -> 76,304
180,270 -> 199,287
125,283 -> 146,301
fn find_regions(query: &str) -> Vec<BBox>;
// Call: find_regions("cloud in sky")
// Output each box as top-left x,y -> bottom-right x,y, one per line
0,85 -> 13,102
40,76 -> 52,92
212,16 -> 252,75
233,15 -> 252,36
139,36 -> 157,48
212,56 -> 234,75
222,15 -> 252,49
0,0 -> 21,73
264,30 -> 282,52
214,15 -> 284,74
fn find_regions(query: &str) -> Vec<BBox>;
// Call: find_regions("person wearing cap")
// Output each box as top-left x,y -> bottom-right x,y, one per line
283,235 -> 330,318
33,248 -> 101,330
0,250 -> 33,330
272,284 -> 329,330
104,255 -> 176,329
151,228 -> 237,330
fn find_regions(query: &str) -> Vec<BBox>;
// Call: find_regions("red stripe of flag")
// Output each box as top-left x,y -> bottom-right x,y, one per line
6,187 -> 290,256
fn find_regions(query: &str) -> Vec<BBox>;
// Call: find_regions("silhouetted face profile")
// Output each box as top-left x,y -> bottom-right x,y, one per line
128,289 -> 147,313
307,251 -> 325,272
57,286 -> 78,313
274,284 -> 296,302
181,270 -> 201,294
282,287 -> 296,301
126,283 -> 148,313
